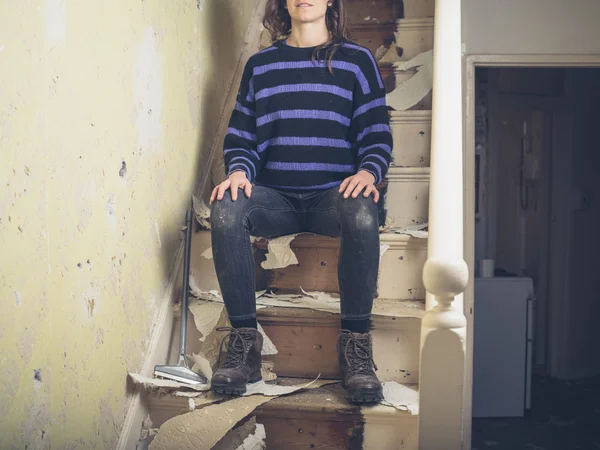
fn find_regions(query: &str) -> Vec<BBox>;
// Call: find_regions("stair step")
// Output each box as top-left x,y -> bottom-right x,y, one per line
385,167 -> 429,228
258,305 -> 421,382
402,0 -> 435,18
256,382 -> 418,450
192,231 -> 427,302
256,233 -> 427,300
390,110 -> 432,167
168,299 -> 423,384
395,18 -> 434,60
147,381 -> 418,449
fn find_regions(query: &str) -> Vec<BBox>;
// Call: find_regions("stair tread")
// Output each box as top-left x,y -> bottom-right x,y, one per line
147,378 -> 418,417
256,297 -> 424,319
258,379 -> 419,417
252,230 -> 427,245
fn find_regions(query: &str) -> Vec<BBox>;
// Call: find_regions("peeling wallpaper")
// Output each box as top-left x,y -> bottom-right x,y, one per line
0,0 -> 259,447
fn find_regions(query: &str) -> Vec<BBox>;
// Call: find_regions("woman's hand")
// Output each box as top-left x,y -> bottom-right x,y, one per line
210,171 -> 252,204
339,170 -> 379,202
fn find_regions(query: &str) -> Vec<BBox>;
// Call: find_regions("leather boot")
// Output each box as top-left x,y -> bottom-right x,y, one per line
337,329 -> 383,404
211,327 -> 263,395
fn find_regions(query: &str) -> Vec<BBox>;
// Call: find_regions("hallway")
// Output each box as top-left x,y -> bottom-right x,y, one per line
472,375 -> 600,450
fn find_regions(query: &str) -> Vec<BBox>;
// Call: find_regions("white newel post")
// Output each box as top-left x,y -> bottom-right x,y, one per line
418,0 -> 469,448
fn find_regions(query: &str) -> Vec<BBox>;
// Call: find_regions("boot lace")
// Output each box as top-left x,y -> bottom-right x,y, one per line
341,330 -> 378,376
216,327 -> 253,369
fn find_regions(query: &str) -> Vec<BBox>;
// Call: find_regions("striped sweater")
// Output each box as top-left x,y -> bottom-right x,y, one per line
223,39 -> 393,191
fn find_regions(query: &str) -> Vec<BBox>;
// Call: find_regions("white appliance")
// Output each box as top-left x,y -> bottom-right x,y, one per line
473,277 -> 534,418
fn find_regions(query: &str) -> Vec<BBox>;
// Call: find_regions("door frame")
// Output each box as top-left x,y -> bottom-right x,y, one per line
463,54 -> 600,450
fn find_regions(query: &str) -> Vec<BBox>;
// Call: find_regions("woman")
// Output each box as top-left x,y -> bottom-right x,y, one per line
209,0 -> 392,405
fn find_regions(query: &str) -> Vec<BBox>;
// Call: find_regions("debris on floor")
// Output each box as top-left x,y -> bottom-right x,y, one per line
188,287 -> 423,319
213,417 -> 265,450
259,234 -> 300,269
377,381 -> 419,415
192,195 -> 211,229
128,373 -> 210,392
201,247 -> 213,259
149,395 -> 272,450
147,378 -> 336,450
188,299 -> 223,342
389,223 -> 428,239
189,351 -> 213,379
235,421 -> 266,450
380,243 -> 390,263
257,323 -> 278,355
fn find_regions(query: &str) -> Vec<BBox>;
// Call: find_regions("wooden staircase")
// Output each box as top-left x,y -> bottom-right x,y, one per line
143,1 -> 438,448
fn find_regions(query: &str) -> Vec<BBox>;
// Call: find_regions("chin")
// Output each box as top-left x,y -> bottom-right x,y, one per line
291,13 -> 326,24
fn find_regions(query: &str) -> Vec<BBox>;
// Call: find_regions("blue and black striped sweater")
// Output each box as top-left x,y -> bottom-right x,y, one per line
223,39 -> 393,191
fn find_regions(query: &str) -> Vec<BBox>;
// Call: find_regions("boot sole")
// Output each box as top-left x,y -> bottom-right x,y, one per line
348,392 -> 384,405
211,374 -> 262,396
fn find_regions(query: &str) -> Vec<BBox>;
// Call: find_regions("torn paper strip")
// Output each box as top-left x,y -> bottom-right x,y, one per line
260,234 -> 299,269
188,300 -> 224,342
235,423 -> 266,450
378,43 -> 403,64
389,223 -> 428,239
380,381 -> 419,415
261,361 -> 277,382
257,323 -> 278,356
129,373 -> 210,392
214,416 -> 261,450
192,195 -> 211,229
149,395 -> 272,450
380,244 -> 390,264
243,377 -> 336,397
387,50 -> 433,111
189,352 -> 213,380
201,247 -> 213,259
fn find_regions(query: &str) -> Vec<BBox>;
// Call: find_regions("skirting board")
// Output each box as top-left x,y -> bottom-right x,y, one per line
116,246 -> 182,450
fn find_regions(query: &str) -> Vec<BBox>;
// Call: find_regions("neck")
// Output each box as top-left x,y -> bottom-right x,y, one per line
286,22 -> 331,47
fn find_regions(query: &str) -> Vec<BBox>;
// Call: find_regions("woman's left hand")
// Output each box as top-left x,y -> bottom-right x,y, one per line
339,170 -> 379,202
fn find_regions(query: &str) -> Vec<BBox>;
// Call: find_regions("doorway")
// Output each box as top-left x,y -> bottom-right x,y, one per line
468,65 -> 600,449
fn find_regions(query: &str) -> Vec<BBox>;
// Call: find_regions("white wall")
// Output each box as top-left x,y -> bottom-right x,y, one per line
462,0 -> 600,55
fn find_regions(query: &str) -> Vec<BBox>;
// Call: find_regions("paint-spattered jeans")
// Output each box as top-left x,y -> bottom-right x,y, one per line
210,186 -> 380,321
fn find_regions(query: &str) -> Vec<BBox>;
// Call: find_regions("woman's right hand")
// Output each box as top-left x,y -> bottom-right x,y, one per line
209,171 -> 252,204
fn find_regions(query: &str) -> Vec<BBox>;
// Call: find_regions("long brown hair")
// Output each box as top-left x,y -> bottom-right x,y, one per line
262,0 -> 351,74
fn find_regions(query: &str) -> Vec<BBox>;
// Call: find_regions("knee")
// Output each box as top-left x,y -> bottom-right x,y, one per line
338,195 -> 378,233
210,189 -> 248,232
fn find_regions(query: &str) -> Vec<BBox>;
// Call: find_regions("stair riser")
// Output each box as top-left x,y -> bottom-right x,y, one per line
385,169 -> 430,228
257,407 -> 418,450
167,309 -> 421,384
192,232 -> 427,301
395,18 -> 434,60
390,112 -> 431,167
259,311 -> 420,383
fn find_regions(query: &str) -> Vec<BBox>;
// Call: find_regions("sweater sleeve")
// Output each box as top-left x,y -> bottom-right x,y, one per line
223,57 -> 260,181
349,49 -> 393,185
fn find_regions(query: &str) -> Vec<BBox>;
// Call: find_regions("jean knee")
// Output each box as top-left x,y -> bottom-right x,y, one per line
210,189 -> 248,232
338,194 -> 378,233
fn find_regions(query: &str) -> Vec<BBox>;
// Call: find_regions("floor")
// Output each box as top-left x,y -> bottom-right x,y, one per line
472,375 -> 600,450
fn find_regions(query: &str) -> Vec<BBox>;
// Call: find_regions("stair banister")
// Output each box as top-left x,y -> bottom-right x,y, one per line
417,0 -> 469,448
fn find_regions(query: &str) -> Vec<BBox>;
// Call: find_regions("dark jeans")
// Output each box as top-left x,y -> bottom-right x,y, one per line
210,186 -> 380,321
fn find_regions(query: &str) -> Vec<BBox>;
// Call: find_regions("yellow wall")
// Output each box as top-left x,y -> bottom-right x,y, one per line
0,0 -> 258,447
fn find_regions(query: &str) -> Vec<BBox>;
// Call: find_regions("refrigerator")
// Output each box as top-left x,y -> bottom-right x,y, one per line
473,277 -> 534,418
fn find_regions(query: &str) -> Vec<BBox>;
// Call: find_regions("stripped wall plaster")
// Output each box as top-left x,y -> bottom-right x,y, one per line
0,0 -> 264,447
